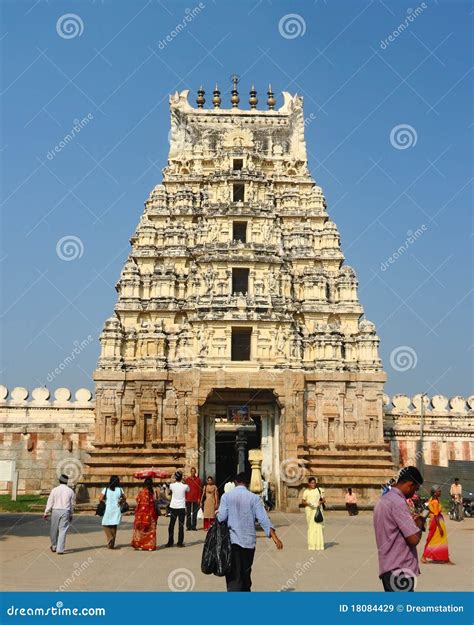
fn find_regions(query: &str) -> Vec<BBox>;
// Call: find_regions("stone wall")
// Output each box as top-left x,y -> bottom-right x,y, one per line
0,385 -> 472,497
384,393 -> 474,473
0,385 -> 94,495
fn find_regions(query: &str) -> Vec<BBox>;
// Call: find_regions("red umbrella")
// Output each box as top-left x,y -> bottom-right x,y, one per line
133,468 -> 171,479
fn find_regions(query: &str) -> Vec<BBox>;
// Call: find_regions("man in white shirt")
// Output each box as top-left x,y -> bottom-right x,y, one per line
450,478 -> 462,501
44,473 -> 75,554
166,471 -> 189,547
450,478 -> 463,521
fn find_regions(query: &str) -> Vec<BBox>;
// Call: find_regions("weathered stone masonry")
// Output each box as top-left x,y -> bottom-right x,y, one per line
1,386 -> 472,503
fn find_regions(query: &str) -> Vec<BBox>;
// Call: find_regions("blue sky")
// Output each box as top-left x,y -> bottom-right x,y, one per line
0,0 -> 472,398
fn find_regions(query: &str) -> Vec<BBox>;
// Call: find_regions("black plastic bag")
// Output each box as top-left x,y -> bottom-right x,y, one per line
201,521 -> 232,577
214,521 -> 232,577
314,506 -> 324,524
201,522 -> 218,575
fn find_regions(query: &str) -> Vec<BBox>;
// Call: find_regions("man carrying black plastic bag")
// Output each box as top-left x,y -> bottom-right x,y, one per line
216,472 -> 283,591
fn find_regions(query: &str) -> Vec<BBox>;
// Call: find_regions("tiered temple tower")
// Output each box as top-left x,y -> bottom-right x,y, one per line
86,80 -> 394,509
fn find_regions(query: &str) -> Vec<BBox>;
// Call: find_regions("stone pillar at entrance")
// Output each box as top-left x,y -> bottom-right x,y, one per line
249,449 -> 263,494
203,415 -> 216,479
236,430 -> 247,474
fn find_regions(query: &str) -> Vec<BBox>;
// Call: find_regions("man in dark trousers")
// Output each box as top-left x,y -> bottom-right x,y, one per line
185,467 -> 202,531
217,472 -> 283,591
166,471 -> 189,548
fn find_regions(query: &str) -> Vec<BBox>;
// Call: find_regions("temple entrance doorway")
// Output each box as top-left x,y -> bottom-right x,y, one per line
215,418 -> 261,491
198,389 -> 280,503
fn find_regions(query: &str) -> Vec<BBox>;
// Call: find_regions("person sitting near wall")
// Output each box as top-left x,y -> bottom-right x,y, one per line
345,488 -> 359,516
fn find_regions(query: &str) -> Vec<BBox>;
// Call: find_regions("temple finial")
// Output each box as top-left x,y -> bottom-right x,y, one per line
267,84 -> 275,110
196,85 -> 205,108
212,83 -> 221,108
249,84 -> 258,109
230,74 -> 240,108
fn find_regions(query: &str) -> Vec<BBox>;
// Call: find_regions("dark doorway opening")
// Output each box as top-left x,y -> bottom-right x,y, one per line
233,183 -> 245,202
233,221 -> 247,243
232,268 -> 249,294
215,430 -> 237,491
231,327 -> 252,360
215,422 -> 261,495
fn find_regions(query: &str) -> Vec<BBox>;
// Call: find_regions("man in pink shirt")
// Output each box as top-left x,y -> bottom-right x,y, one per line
373,466 -> 426,591
44,473 -> 75,554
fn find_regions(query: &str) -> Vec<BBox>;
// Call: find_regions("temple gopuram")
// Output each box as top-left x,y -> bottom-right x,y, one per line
86,78 -> 395,510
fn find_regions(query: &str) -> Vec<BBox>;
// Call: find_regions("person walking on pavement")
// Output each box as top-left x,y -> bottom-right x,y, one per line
44,473 -> 75,554
166,471 -> 189,547
98,475 -> 126,549
217,472 -> 283,592
185,467 -> 202,531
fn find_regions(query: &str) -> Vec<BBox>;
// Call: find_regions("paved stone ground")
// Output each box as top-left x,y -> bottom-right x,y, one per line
0,511 -> 472,592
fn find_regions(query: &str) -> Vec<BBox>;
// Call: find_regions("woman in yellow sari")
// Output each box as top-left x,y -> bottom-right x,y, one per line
421,486 -> 454,565
302,477 -> 325,551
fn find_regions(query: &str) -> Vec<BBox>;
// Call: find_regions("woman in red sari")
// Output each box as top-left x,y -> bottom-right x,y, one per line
421,486 -> 455,565
131,478 -> 158,551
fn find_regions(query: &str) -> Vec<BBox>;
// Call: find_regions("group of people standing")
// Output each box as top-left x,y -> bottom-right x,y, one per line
44,466 -> 462,593
98,468 -> 220,551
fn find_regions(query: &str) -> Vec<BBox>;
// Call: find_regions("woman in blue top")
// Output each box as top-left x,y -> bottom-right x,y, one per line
98,475 -> 126,549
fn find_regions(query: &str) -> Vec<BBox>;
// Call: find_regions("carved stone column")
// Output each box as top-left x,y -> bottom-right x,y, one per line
249,449 -> 263,494
176,390 -> 187,440
134,390 -> 143,443
236,430 -> 247,474
315,390 -> 325,443
110,417 -> 118,445
338,390 -> 345,444
94,388 -> 104,443
355,387 -> 364,443
376,391 -> 385,441
155,389 -> 164,441
115,388 -> 123,443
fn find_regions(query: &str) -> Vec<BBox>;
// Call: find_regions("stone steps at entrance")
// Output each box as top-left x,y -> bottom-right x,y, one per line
279,443 -> 398,510
86,457 -> 184,467
85,446 -> 186,468
87,445 -> 185,456
80,445 -> 187,503
306,464 -> 394,478
306,458 -> 393,468
310,473 -> 394,484
301,448 -> 393,458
